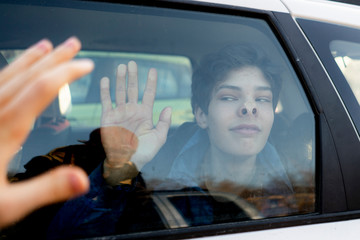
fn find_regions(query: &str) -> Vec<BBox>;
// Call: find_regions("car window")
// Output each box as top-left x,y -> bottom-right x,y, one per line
331,40 -> 360,104
0,50 -> 193,129
0,2 -> 315,239
70,51 -> 192,128
296,18 -> 360,136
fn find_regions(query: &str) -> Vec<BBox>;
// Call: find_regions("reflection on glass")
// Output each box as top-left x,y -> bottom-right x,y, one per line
1,6 -> 315,239
331,40 -> 360,105
2,42 -> 316,238
43,44 -> 315,239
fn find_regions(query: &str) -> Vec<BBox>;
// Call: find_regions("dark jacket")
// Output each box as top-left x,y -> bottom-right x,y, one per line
47,122 -> 295,239
2,129 -> 105,240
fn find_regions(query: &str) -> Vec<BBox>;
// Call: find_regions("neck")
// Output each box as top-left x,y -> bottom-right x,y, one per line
206,145 -> 257,186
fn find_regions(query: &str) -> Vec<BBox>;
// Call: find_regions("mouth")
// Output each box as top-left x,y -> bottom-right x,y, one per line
229,124 -> 260,136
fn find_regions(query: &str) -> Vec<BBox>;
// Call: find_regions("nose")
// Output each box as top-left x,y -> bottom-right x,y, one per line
239,101 -> 257,116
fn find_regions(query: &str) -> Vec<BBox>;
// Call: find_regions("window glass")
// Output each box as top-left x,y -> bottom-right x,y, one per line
0,2 -> 315,239
331,40 -> 360,105
69,51 -> 192,128
297,19 -> 360,139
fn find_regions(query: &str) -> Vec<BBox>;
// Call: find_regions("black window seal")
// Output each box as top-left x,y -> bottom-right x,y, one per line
296,18 -> 360,212
0,0 -> 333,238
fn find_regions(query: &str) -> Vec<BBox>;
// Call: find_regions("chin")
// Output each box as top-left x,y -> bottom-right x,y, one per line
226,147 -> 261,158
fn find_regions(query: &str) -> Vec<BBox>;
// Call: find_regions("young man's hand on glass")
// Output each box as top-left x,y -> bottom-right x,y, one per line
100,61 -> 172,185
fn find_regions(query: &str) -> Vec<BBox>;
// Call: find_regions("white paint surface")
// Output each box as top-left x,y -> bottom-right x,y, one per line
190,218 -> 360,239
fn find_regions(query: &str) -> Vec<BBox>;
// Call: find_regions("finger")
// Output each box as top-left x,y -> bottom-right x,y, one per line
127,61 -> 138,103
0,37 -> 82,109
0,166 -> 89,228
142,68 -> 157,109
0,39 -> 53,86
155,107 -> 172,145
115,64 -> 127,106
27,37 -> 82,77
15,59 -> 93,117
100,77 -> 113,114
0,59 -> 94,158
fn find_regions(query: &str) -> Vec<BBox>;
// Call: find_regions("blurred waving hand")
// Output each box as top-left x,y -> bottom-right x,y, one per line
0,37 -> 93,228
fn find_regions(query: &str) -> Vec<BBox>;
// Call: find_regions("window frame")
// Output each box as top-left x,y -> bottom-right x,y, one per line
296,18 -> 360,212
1,0 -> 352,239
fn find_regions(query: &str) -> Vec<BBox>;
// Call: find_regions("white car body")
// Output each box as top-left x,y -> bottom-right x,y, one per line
2,0 -> 360,239
189,0 -> 360,239
195,219 -> 360,239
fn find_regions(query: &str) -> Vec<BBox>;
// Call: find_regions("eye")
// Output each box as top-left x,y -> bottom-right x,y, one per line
256,96 -> 272,103
220,96 -> 238,101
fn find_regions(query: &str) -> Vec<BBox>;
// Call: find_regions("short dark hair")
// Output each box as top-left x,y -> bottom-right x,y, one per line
191,44 -> 282,114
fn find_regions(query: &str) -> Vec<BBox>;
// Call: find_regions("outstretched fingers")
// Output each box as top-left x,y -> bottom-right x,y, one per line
0,59 -> 94,166
0,37 -> 83,110
146,68 -> 171,141
0,39 -> 53,86
142,68 -> 157,109
19,59 -> 94,118
100,77 -> 113,114
0,37 -> 94,228
127,61 -> 138,104
28,37 -> 83,76
155,107 -> 172,144
0,166 -> 89,228
116,64 -> 127,106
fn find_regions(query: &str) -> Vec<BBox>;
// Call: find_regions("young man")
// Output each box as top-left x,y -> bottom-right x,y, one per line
48,44 -> 294,239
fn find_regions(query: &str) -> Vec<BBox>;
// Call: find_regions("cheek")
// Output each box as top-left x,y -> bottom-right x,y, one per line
207,104 -> 234,127
261,107 -> 274,134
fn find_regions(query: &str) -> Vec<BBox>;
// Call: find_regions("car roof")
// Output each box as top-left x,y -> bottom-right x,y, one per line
191,0 -> 360,30
282,0 -> 360,29
190,0 -> 289,12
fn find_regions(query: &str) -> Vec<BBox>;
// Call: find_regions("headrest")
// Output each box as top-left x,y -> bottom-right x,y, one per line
0,53 -> 8,69
41,84 -> 72,118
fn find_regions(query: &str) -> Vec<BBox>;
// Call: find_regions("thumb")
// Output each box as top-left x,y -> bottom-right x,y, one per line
0,166 -> 89,228
155,107 -> 172,144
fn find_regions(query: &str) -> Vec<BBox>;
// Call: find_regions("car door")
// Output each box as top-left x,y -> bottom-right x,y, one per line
0,0 -> 354,239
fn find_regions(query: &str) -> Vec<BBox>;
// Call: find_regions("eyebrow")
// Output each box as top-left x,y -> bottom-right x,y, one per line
215,84 -> 273,93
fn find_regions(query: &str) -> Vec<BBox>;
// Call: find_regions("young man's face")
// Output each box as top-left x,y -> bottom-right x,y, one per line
196,66 -> 274,159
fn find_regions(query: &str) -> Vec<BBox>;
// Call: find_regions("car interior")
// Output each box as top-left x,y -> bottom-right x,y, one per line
0,2 -> 316,236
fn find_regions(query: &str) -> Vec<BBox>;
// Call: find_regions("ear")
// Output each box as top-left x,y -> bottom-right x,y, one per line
195,106 -> 208,129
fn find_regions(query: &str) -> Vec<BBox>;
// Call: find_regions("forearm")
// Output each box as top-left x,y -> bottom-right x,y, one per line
103,161 -> 139,186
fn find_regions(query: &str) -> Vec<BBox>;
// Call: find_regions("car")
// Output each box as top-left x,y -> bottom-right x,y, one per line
1,0 -> 360,239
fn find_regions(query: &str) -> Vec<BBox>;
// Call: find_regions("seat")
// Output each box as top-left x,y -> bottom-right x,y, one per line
0,52 -> 8,68
0,53 -> 23,176
19,85 -> 72,172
